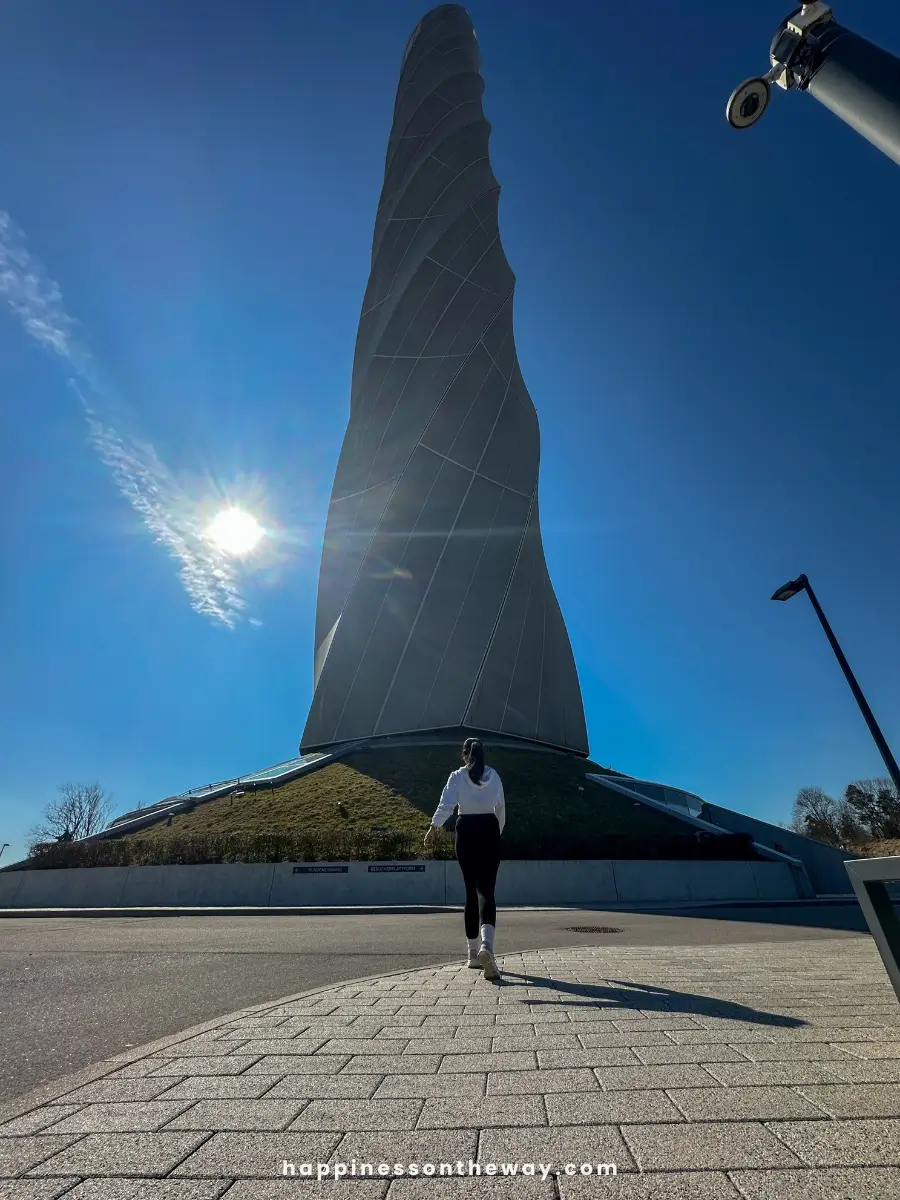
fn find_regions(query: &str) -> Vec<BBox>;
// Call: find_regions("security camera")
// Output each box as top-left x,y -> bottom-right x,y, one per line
726,77 -> 771,128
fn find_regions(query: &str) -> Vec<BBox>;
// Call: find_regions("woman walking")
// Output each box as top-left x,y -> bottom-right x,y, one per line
424,738 -> 505,980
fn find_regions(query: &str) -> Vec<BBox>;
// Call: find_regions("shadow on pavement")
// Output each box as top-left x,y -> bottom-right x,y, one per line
648,901 -> 871,933
500,972 -> 807,1027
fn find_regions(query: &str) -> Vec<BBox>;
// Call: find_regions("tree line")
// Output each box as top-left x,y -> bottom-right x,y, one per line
790,778 -> 900,850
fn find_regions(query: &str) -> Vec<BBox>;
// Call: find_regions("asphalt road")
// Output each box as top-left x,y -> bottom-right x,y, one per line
0,902 -> 872,1105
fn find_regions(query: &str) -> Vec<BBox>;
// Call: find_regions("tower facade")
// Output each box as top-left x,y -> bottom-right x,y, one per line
301,4 -> 588,756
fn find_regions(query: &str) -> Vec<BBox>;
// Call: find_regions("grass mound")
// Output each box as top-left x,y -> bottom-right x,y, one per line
18,744 -> 763,867
131,744 -> 700,846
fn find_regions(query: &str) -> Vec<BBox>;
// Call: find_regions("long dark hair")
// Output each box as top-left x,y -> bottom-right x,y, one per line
462,737 -> 485,784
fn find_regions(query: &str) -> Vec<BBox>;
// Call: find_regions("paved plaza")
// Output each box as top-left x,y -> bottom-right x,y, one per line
2,935 -> 900,1197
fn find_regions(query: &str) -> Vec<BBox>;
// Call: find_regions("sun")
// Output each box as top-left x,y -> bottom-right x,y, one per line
207,507 -> 265,556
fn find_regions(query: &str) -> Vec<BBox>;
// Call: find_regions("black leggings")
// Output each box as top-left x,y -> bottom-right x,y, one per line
455,813 -> 501,939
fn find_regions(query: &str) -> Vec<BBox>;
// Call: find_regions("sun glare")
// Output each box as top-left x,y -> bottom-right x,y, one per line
207,507 -> 265,556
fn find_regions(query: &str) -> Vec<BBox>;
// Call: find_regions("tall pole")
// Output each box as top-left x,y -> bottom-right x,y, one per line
727,4 -> 900,167
803,20 -> 900,165
798,574 -> 900,795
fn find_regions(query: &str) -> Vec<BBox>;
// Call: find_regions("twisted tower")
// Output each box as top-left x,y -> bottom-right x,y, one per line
301,4 -> 588,755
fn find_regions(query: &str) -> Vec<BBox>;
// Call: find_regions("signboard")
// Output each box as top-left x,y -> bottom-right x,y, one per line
292,865 -> 348,874
367,864 -> 425,873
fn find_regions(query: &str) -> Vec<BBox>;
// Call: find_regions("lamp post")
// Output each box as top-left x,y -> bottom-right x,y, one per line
771,573 -> 900,795
0,844 -> 8,860
727,4 -> 900,167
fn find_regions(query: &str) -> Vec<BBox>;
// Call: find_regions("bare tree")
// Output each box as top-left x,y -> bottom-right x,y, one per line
28,782 -> 112,849
844,778 -> 900,840
791,787 -> 843,847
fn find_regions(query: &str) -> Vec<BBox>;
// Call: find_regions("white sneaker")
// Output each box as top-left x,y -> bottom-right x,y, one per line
477,946 -> 500,981
466,951 -> 481,968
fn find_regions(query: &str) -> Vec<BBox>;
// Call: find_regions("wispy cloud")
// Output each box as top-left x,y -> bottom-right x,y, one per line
0,210 -> 247,627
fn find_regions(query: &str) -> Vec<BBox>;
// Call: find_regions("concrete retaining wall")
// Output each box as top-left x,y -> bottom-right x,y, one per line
700,803 -> 859,895
0,859 -> 802,909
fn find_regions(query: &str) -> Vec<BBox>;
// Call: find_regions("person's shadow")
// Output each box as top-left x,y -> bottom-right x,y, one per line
498,972 -> 805,1028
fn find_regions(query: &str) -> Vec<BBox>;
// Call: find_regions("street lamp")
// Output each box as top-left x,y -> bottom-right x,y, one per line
771,573 -> 900,795
727,3 -> 900,167
0,844 -> 8,861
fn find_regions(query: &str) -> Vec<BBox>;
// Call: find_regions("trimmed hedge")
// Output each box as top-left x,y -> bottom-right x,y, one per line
15,830 -> 759,869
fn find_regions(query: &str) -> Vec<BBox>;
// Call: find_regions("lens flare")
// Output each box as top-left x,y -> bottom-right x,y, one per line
207,507 -> 265,556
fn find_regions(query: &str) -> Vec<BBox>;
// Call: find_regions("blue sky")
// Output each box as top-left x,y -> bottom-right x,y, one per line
2,0 -> 899,863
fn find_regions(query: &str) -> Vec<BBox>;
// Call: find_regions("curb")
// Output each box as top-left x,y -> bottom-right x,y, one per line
0,897 -> 859,918
0,905 -> 459,919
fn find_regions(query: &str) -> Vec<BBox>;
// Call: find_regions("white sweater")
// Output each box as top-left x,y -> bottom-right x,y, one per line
431,765 -> 505,834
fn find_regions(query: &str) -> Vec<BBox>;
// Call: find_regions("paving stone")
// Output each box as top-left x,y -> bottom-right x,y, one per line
166,1100 -> 304,1130
595,1064 -> 721,1090
632,1044 -> 748,1065
246,1055 -> 349,1074
794,1083 -> 900,1118
557,1171 -> 741,1198
289,1100 -> 422,1132
373,1075 -> 484,1099
318,1039 -> 410,1057
173,1132 -> 340,1177
298,1024 -> 388,1039
60,1184 -> 229,1200
439,1052 -> 536,1074
487,1069 -> 599,1096
48,1102 -> 195,1134
233,1039 -> 330,1056
394,1007 -> 464,1018
565,1007 -> 634,1022
831,1041 -> 900,1059
102,1060 -> 175,1079
158,1038 -> 247,1058
151,1056 -> 260,1076
537,1048 -> 640,1070
0,1183 -> 83,1200
574,1030 -> 674,1048
736,1043 -> 862,1062
727,1166 -> 900,1198
0,1138 -> 82,1178
62,1079 -> 178,1104
341,1056 -> 441,1075
215,1016 -> 292,1032
621,1121 -> 803,1170
29,1133 -> 208,1178
222,1183 -> 388,1199
377,1025 -> 432,1039
546,1090 -> 683,1125
611,1018 -> 705,1034
495,1011 -> 572,1025
388,1180 -> 553,1198
268,1076 -> 384,1100
768,1118 -> 900,1166
479,1124 -> 635,1170
0,1111 -> 82,1137
828,1059 -> 900,1083
399,1039 -> 492,1056
226,1020 -> 376,1039
745,1028 -> 879,1044
705,1062 -> 846,1087
668,1087 -> 826,1121
330,1130 -> 478,1172
156,1076 -> 283,1101
418,1096 -> 545,1129
490,1034 -> 582,1052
